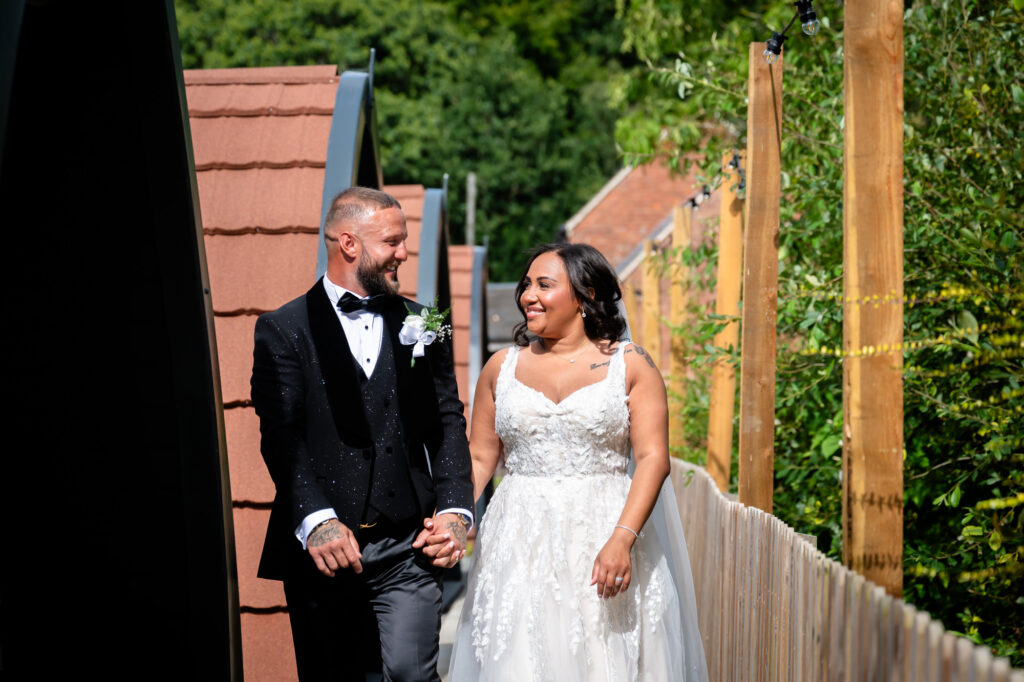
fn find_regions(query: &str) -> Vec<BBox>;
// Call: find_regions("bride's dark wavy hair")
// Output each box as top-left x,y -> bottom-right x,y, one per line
512,243 -> 627,347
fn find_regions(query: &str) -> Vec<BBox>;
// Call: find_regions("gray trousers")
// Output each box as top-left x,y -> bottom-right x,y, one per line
284,524 -> 444,682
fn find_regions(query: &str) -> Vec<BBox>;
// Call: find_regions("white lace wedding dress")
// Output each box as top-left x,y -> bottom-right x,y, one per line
447,344 -> 708,681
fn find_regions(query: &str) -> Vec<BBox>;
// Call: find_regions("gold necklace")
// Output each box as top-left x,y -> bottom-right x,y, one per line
544,343 -> 590,364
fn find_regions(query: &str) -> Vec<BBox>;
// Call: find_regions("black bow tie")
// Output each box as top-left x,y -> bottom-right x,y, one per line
338,292 -> 387,314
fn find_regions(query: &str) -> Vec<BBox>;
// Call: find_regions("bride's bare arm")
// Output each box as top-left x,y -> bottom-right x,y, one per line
592,343 -> 671,598
468,348 -> 509,502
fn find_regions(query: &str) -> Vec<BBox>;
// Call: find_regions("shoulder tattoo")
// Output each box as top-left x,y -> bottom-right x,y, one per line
628,345 -> 656,369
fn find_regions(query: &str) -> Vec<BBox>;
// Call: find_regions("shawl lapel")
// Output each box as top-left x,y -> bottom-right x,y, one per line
305,279 -> 372,447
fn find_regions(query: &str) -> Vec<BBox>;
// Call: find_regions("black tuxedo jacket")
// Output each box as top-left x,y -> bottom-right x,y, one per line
250,279 -> 473,580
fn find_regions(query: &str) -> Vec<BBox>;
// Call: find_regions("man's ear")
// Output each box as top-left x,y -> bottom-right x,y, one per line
338,231 -> 360,260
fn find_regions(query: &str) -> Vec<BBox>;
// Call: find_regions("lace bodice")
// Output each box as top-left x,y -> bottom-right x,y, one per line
495,344 -> 631,477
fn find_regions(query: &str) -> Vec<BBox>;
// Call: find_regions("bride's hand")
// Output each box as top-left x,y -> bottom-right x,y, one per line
591,530 -> 634,599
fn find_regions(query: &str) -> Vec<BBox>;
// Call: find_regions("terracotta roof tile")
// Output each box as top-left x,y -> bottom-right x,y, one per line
241,612 -> 297,682
383,184 -> 427,201
449,270 -> 473,298
187,65 -> 345,674
383,185 -> 424,300
190,115 -> 332,170
233,508 -> 286,609
185,65 -> 339,85
206,233 -> 319,313
213,316 -> 259,404
186,82 -> 338,118
398,256 -> 420,299
196,168 -> 324,232
450,297 -> 471,332
448,245 -> 478,418
225,408 -> 274,503
448,247 -> 475,272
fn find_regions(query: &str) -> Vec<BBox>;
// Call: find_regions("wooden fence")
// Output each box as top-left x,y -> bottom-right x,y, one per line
671,459 -> 1024,682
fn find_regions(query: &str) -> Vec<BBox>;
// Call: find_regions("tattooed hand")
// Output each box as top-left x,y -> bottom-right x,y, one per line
412,513 -> 468,568
307,518 -> 363,577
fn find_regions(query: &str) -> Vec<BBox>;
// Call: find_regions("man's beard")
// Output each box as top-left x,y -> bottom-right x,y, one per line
357,252 -> 399,297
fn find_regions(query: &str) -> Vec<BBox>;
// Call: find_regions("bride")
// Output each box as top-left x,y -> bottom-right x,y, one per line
445,243 -> 708,681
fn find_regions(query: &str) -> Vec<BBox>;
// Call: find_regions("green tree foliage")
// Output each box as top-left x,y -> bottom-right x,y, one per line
175,0 -> 633,280
616,0 -> 1023,663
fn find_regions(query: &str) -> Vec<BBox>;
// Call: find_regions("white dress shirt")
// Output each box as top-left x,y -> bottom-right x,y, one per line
296,276 -> 473,547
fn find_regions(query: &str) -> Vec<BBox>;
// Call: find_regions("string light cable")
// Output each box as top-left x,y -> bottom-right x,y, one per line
762,1 -> 822,64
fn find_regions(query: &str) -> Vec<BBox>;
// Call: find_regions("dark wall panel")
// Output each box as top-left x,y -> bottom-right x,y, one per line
0,2 -> 239,679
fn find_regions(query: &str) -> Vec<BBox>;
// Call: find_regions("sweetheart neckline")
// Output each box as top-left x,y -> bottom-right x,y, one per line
510,371 -> 613,407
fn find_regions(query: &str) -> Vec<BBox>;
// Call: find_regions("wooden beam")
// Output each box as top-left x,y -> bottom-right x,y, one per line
707,152 -> 744,492
642,240 -> 662,365
669,205 -> 691,453
738,44 -> 782,513
622,280 -> 639,344
843,0 -> 904,598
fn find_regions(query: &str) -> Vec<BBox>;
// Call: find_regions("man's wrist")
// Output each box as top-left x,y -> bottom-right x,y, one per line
436,507 -> 474,531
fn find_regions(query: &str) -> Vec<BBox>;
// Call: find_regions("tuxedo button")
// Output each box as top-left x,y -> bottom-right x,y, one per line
385,446 -> 393,454
383,399 -> 389,407
387,490 -> 396,498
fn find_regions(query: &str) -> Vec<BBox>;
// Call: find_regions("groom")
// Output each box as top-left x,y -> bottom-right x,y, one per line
251,186 -> 474,681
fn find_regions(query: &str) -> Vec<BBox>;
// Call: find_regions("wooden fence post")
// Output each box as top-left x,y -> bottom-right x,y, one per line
738,44 -> 782,513
843,0 -> 904,598
642,240 -> 662,365
669,205 -> 691,452
622,280 -> 639,344
707,152 -> 744,492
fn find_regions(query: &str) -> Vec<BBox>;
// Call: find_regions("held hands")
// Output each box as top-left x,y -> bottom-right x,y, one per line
412,513 -> 468,568
591,527 -> 636,599
307,519 -> 363,577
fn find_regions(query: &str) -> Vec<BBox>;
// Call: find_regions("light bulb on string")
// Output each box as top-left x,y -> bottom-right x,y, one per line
762,31 -> 786,64
760,1 -> 823,65
796,0 -> 821,36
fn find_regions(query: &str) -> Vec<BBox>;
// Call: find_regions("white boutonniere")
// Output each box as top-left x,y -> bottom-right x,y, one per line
399,299 -> 452,366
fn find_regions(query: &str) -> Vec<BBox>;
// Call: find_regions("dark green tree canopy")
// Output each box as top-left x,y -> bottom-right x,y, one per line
176,0 -> 637,280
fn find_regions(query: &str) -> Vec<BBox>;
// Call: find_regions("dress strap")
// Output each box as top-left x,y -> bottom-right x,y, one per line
495,345 -> 521,397
609,340 -> 629,388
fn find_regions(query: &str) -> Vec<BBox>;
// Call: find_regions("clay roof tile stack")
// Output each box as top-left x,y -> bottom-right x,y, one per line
186,65 -> 340,682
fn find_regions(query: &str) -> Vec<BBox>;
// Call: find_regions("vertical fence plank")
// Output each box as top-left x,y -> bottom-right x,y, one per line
669,462 -> 1022,682
738,43 -> 782,514
917,612 -> 934,682
842,0 -> 905,598
669,205 -> 691,452
971,647 -> 990,682
707,151 -> 744,493
642,240 -> 662,364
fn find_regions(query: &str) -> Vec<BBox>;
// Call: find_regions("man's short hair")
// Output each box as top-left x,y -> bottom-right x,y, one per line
323,186 -> 402,240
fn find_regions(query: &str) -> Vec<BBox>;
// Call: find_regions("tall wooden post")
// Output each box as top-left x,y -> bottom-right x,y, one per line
738,44 -> 782,513
843,0 -> 904,598
642,240 -> 662,365
622,280 -> 640,343
707,152 -> 744,493
668,206 -> 691,452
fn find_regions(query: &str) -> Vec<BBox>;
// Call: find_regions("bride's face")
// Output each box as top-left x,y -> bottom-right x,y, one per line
519,252 -> 581,338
